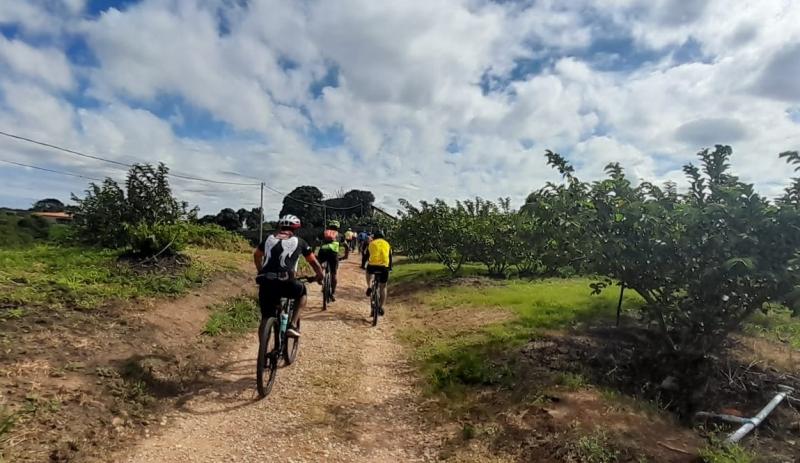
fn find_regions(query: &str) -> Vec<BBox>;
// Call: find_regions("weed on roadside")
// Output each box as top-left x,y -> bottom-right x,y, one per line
0,407 -> 14,441
203,295 -> 259,336
554,372 -> 587,390
569,428 -> 620,463
698,439 -> 754,463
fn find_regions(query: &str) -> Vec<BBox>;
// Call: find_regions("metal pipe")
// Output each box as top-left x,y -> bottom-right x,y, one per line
725,385 -> 794,444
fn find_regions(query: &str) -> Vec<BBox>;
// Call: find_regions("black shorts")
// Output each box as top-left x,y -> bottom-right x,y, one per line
366,265 -> 389,283
317,248 -> 339,274
258,279 -> 307,318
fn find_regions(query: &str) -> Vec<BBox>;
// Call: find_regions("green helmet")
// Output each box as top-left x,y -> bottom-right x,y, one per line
328,220 -> 340,229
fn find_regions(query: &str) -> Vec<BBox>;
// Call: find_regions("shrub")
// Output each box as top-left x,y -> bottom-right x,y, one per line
0,212 -> 51,247
124,222 -> 187,257
185,223 -> 250,252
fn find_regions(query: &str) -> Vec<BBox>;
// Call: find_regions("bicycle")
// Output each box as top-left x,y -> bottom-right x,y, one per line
256,276 -> 314,398
321,262 -> 332,311
368,273 -> 382,327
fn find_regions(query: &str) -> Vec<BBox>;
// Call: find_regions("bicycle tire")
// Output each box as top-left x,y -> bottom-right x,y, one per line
322,272 -> 331,311
371,281 -> 380,327
284,318 -> 300,364
256,317 -> 280,398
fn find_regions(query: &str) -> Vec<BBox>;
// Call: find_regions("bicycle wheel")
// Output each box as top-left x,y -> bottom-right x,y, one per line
283,317 -> 300,365
371,282 -> 380,327
256,317 -> 280,398
322,272 -> 331,311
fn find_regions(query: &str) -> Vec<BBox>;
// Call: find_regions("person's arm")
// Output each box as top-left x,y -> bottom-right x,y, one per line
388,245 -> 393,270
253,248 -> 265,273
304,252 -> 324,283
301,239 -> 324,283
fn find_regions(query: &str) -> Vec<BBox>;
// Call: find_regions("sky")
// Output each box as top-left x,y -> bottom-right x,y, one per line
1,0 -> 799,218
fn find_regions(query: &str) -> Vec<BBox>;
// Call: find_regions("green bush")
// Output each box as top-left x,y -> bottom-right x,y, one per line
185,223 -> 250,252
0,212 -> 51,247
124,222 -> 187,257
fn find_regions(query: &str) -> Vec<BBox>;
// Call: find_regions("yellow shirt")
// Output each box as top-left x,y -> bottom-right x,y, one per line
368,238 -> 391,267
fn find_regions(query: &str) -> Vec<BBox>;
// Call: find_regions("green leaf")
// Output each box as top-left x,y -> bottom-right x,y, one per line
723,257 -> 754,272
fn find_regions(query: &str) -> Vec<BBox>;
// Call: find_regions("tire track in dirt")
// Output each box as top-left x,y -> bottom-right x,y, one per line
120,258 -> 443,463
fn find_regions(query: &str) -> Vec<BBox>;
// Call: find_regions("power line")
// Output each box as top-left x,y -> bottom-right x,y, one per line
0,158 -> 103,181
0,129 -> 260,186
0,129 -> 375,212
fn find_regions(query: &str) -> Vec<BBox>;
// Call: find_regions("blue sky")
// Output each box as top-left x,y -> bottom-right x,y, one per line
1,0 -> 799,216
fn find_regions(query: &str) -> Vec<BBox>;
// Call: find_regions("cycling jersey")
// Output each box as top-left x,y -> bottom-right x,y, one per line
368,238 -> 392,267
258,233 -> 313,276
345,231 -> 355,241
320,229 -> 341,253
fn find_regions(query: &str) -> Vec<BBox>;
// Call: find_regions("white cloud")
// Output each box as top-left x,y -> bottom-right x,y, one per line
0,36 -> 74,90
1,0 -> 800,215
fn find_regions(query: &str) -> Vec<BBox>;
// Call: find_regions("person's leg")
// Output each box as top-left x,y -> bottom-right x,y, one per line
378,269 -> 389,313
330,257 -> 339,297
287,280 -> 306,336
258,282 -> 279,345
365,268 -> 373,295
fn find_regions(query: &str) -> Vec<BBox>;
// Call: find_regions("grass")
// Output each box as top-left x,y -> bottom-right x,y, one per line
745,306 -> 800,349
698,440 -> 755,463
571,429 -> 620,463
0,244 -> 247,311
392,262 -> 644,395
203,295 -> 260,336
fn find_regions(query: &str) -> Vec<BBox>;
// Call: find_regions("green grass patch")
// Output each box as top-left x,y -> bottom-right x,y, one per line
570,429 -> 621,463
203,295 -> 260,336
745,306 -> 800,349
394,263 -> 645,396
0,244 -> 247,311
554,372 -> 588,390
698,440 -> 754,463
391,261 -> 485,286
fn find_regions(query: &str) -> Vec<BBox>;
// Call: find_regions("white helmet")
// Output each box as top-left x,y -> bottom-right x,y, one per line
278,214 -> 301,230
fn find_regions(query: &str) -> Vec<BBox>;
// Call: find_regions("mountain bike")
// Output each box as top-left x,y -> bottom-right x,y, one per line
256,277 -> 313,398
321,262 -> 332,311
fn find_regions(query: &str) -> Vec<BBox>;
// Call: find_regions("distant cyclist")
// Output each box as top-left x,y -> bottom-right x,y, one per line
253,215 -> 323,339
365,230 -> 392,315
317,220 -> 345,301
345,228 -> 356,252
357,230 -> 368,254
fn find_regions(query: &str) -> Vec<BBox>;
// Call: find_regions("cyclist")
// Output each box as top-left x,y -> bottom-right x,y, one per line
360,232 -> 373,269
345,228 -> 356,251
357,230 -> 368,254
317,220 -> 345,301
253,215 -> 323,339
365,230 -> 392,315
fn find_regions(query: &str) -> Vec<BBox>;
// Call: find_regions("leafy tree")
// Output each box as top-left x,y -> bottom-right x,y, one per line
72,163 -> 191,253
125,163 -> 186,225
520,150 -> 591,276
396,199 -> 471,274
30,198 -> 65,213
342,189 -> 375,216
71,178 -> 128,248
215,208 -> 241,231
567,146 -> 800,360
280,186 -> 324,227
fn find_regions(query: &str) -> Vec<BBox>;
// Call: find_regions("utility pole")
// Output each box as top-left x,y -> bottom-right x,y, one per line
259,182 -> 264,243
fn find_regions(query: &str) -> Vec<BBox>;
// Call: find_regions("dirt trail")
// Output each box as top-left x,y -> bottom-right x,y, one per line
120,258 -> 443,463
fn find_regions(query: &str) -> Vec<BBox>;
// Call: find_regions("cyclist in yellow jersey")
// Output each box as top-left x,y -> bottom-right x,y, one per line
365,230 -> 392,314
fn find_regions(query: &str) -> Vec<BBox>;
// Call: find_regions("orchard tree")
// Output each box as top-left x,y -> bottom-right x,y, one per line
31,198 -> 65,213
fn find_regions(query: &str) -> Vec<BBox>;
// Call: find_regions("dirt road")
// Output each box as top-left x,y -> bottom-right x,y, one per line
120,258 -> 442,463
